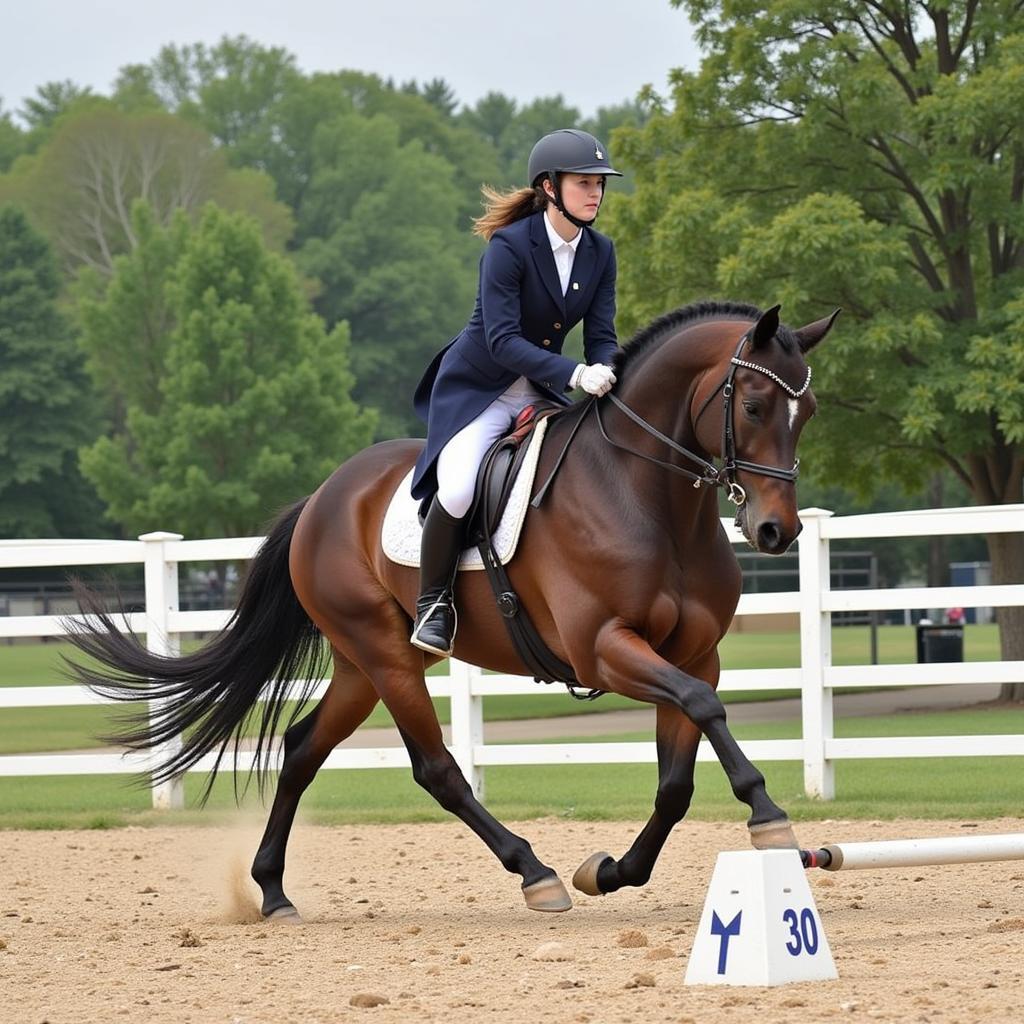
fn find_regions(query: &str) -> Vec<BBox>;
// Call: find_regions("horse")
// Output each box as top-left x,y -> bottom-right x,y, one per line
67,299 -> 838,920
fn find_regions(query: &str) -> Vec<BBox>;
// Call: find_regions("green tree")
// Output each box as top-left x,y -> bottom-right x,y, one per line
296,112 -> 478,438
419,77 -> 459,118
0,206 -> 99,536
114,36 -> 301,167
608,1 -> 1024,695
0,104 -> 293,277
0,102 -> 24,172
18,80 -> 94,132
75,202 -> 190,433
80,204 -> 376,538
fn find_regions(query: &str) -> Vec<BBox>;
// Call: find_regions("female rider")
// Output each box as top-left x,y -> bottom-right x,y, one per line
409,128 -> 622,656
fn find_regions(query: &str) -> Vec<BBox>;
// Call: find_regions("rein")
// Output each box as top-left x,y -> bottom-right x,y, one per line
534,330 -> 809,511
611,332 -> 808,506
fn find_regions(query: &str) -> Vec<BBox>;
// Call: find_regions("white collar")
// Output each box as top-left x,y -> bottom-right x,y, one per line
543,209 -> 582,252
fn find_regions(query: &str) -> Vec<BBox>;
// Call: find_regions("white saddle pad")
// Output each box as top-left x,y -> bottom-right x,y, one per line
382,417 -> 550,571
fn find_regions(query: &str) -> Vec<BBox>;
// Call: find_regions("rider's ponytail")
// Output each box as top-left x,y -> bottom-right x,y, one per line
473,184 -> 547,240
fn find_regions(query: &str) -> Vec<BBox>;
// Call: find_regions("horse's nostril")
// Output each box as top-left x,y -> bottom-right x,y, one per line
758,521 -> 782,551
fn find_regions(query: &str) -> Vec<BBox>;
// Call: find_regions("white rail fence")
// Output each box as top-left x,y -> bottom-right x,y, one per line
1,505 -> 1022,808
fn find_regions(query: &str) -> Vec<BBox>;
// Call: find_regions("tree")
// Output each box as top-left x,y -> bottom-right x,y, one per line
18,80 -> 94,132
0,206 -> 99,536
295,113 -> 478,438
0,104 -> 293,276
114,36 -> 301,168
418,78 -> 460,118
608,1 -> 1024,696
0,102 -> 24,172
80,204 -> 376,538
75,202 -> 190,432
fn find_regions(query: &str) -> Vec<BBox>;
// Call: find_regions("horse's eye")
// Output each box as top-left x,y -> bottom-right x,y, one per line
743,401 -> 759,416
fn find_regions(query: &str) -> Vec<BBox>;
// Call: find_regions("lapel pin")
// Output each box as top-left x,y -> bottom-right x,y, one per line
572,282 -> 579,290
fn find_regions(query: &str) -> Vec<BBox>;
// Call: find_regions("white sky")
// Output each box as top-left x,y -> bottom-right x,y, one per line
2,0 -> 701,123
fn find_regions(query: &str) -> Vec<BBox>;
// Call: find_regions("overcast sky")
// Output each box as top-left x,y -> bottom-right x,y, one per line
2,1 -> 702,124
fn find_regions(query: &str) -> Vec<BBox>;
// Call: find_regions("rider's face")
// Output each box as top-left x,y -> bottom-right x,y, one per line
550,174 -> 605,222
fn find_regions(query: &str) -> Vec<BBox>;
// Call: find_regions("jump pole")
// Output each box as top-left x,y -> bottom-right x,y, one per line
801,833 -> 1024,872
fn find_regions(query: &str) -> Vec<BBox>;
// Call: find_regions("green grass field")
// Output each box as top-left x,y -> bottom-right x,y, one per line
0,706 -> 1021,830
0,625 -> 1002,758
0,624 -> 1017,830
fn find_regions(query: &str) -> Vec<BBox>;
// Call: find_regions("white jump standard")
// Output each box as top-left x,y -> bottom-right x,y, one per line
800,833 -> 1024,871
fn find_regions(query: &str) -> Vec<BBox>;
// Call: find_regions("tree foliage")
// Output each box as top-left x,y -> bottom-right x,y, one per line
607,0 -> 1024,684
79,204 -> 376,538
0,105 -> 293,276
0,206 -> 98,536
612,0 -> 1024,506
0,102 -> 24,173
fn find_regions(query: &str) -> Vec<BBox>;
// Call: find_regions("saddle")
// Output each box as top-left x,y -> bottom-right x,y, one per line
464,402 -> 561,543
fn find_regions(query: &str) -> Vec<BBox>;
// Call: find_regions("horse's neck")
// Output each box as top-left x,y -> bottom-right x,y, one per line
571,340 -> 722,543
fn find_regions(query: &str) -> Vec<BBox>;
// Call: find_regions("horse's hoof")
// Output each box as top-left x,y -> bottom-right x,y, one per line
572,852 -> 613,896
749,819 -> 800,850
522,875 -> 573,912
266,905 -> 303,925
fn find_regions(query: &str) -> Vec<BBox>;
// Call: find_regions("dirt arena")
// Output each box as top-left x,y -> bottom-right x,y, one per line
2,817 -> 1022,1023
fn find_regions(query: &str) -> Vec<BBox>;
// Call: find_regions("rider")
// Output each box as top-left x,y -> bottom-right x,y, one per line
408,128 -> 623,656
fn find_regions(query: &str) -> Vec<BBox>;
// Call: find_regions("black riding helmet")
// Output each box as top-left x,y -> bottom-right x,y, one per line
528,129 -> 622,229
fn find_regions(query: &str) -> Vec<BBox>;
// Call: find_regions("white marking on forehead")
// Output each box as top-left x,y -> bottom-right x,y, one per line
788,398 -> 799,431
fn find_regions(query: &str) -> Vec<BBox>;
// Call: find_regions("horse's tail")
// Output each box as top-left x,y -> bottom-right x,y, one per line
64,497 -> 329,801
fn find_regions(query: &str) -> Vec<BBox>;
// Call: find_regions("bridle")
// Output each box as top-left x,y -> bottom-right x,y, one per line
594,331 -> 811,507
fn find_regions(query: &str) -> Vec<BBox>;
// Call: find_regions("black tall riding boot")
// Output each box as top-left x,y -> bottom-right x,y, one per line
410,497 -> 467,657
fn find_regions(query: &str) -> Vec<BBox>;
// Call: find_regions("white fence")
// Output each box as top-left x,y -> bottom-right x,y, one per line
1,506 -> 1022,807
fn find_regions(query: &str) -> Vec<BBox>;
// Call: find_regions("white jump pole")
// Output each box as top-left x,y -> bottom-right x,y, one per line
807,833 -> 1024,872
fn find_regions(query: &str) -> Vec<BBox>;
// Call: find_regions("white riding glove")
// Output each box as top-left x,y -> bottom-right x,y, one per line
572,363 -> 617,396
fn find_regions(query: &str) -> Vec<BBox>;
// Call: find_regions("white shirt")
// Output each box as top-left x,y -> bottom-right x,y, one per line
543,210 -> 582,295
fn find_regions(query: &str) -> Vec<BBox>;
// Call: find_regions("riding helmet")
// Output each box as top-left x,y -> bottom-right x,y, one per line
527,129 -> 623,187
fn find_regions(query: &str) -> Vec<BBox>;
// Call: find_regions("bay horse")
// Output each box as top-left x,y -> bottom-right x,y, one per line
68,299 -> 838,920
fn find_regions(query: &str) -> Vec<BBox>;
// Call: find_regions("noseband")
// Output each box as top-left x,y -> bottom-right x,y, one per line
595,332 -> 810,507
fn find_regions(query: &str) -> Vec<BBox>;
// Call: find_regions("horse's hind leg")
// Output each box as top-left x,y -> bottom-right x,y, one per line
574,704 -> 700,895
251,655 -> 378,921
327,600 -> 572,912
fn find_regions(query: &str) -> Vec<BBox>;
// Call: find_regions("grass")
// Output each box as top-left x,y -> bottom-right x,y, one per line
0,707 -> 1021,830
0,625 -> 1002,758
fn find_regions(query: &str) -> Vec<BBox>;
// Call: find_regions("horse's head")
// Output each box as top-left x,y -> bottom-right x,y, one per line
694,305 -> 839,554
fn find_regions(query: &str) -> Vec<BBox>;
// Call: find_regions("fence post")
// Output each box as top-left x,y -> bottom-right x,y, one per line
449,658 -> 485,800
798,508 -> 834,799
140,531 -> 185,810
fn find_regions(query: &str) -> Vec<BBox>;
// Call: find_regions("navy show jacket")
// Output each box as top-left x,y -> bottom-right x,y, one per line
411,209 -> 619,501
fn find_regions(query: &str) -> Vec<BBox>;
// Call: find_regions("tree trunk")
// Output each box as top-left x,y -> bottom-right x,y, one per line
987,530 -> 1024,702
927,475 -> 947,590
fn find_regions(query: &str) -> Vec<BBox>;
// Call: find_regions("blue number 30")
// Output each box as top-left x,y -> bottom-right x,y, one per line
783,908 -> 820,956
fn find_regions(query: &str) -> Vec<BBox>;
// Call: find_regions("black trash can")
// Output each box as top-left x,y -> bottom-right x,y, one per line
916,624 -> 964,663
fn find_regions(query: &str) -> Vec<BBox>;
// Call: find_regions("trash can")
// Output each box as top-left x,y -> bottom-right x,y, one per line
916,624 -> 964,663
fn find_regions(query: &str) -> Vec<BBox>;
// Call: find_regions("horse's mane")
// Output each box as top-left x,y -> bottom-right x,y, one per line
615,299 -> 797,374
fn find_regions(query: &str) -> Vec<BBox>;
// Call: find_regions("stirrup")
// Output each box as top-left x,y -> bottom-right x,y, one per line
410,596 -> 458,657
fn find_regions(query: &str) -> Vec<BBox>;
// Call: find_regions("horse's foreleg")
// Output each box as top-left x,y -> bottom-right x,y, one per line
574,704 -> 701,896
591,627 -> 795,848
251,658 -> 379,921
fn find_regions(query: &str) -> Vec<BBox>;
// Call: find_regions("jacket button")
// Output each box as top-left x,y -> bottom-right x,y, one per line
553,322 -> 562,330
542,338 -> 551,347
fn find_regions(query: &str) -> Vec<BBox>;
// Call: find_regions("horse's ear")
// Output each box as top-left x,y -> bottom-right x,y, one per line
748,304 -> 781,350
794,308 -> 841,353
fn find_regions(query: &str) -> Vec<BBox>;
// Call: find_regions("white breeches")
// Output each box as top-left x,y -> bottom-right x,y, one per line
435,377 -> 543,518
